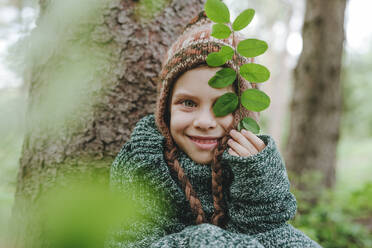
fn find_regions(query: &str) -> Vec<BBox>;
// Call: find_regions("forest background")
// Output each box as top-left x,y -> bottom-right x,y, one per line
0,0 -> 371,247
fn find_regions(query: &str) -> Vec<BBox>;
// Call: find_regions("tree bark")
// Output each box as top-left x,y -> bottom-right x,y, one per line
12,0 -> 204,246
285,0 -> 347,200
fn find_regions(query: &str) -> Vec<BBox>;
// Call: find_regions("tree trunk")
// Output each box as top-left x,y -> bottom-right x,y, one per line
285,0 -> 347,201
11,0 -> 204,246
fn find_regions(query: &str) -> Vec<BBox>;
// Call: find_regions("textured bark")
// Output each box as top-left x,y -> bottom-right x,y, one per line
12,0 -> 204,246
285,0 -> 347,196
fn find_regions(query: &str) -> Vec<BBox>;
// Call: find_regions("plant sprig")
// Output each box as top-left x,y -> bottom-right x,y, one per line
205,0 -> 271,134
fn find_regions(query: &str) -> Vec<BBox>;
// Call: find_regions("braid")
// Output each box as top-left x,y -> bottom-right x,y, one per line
211,135 -> 230,228
164,145 -> 207,225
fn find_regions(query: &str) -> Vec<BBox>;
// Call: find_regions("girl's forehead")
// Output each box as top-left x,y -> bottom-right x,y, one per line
171,66 -> 234,100
177,65 -> 217,79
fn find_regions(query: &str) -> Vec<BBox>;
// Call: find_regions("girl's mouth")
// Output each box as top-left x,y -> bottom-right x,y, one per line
188,136 -> 218,150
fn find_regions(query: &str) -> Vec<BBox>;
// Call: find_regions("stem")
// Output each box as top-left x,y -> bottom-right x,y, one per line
231,29 -> 243,122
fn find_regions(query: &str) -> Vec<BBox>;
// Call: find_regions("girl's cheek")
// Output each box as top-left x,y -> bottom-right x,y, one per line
221,114 -> 234,130
171,110 -> 194,127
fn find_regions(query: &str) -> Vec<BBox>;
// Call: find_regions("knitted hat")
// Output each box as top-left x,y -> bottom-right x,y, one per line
155,11 -> 260,148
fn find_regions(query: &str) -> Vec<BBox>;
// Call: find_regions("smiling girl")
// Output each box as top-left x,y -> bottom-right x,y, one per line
106,11 -> 321,248
169,66 -> 255,165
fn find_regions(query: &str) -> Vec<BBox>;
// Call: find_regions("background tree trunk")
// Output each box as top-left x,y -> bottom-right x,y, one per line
11,0 -> 204,246
285,0 -> 347,202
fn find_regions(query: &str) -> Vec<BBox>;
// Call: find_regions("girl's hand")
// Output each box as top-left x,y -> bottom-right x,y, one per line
227,129 -> 266,157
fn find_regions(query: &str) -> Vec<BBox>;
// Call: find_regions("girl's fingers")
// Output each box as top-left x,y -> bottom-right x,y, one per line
241,129 -> 266,152
228,148 -> 239,157
228,138 -> 254,157
229,130 -> 258,155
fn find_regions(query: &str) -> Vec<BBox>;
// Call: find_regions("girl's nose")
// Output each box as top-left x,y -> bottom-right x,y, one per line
193,109 -> 217,130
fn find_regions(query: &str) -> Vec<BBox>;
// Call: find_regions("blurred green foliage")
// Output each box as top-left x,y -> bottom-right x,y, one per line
0,89 -> 26,243
10,174 -> 168,248
344,183 -> 372,219
341,50 -> 372,138
289,132 -> 372,248
40,181 -> 131,248
336,137 -> 372,193
291,182 -> 372,248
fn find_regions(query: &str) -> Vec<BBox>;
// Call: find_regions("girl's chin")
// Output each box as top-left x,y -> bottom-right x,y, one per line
188,152 -> 213,165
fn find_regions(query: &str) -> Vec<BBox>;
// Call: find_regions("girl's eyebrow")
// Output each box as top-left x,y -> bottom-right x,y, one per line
172,92 -> 221,102
172,92 -> 197,100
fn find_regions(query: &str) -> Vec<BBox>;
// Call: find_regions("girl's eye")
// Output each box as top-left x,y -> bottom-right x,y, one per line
182,99 -> 197,108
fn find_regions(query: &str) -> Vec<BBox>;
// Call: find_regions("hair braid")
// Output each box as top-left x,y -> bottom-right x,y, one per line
211,135 -> 230,228
164,145 -> 207,225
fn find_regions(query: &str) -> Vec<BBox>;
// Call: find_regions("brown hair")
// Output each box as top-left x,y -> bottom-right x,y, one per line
164,134 -> 232,227
210,134 -> 231,227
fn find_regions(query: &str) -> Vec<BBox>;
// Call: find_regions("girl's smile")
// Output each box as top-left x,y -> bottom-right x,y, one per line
188,135 -> 219,150
169,65 -> 234,164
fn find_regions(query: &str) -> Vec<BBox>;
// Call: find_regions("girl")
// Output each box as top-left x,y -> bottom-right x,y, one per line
106,12 -> 321,248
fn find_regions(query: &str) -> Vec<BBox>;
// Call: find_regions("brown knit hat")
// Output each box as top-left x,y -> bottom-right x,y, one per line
155,11 -> 260,149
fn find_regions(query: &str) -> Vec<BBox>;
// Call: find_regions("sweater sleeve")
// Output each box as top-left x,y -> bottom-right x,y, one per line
221,135 -> 322,247
222,134 -> 297,234
252,223 -> 322,248
150,224 -> 264,248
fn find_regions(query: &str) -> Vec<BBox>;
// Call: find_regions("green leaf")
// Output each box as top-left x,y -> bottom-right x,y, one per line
206,52 -> 226,67
241,89 -> 270,111
237,121 -> 243,131
237,39 -> 268,58
241,117 -> 260,134
208,68 -> 236,88
232,8 -> 255,31
213,92 -> 239,117
211,24 -> 231,39
205,0 -> 230,23
240,63 -> 270,83
220,46 -> 234,60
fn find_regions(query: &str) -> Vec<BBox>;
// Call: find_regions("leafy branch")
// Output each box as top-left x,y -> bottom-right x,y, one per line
204,0 -> 271,134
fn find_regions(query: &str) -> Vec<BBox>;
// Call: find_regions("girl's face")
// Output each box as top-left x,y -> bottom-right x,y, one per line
169,65 -> 234,164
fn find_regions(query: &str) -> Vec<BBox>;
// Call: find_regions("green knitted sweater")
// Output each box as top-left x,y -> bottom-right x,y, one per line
106,114 -> 321,248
